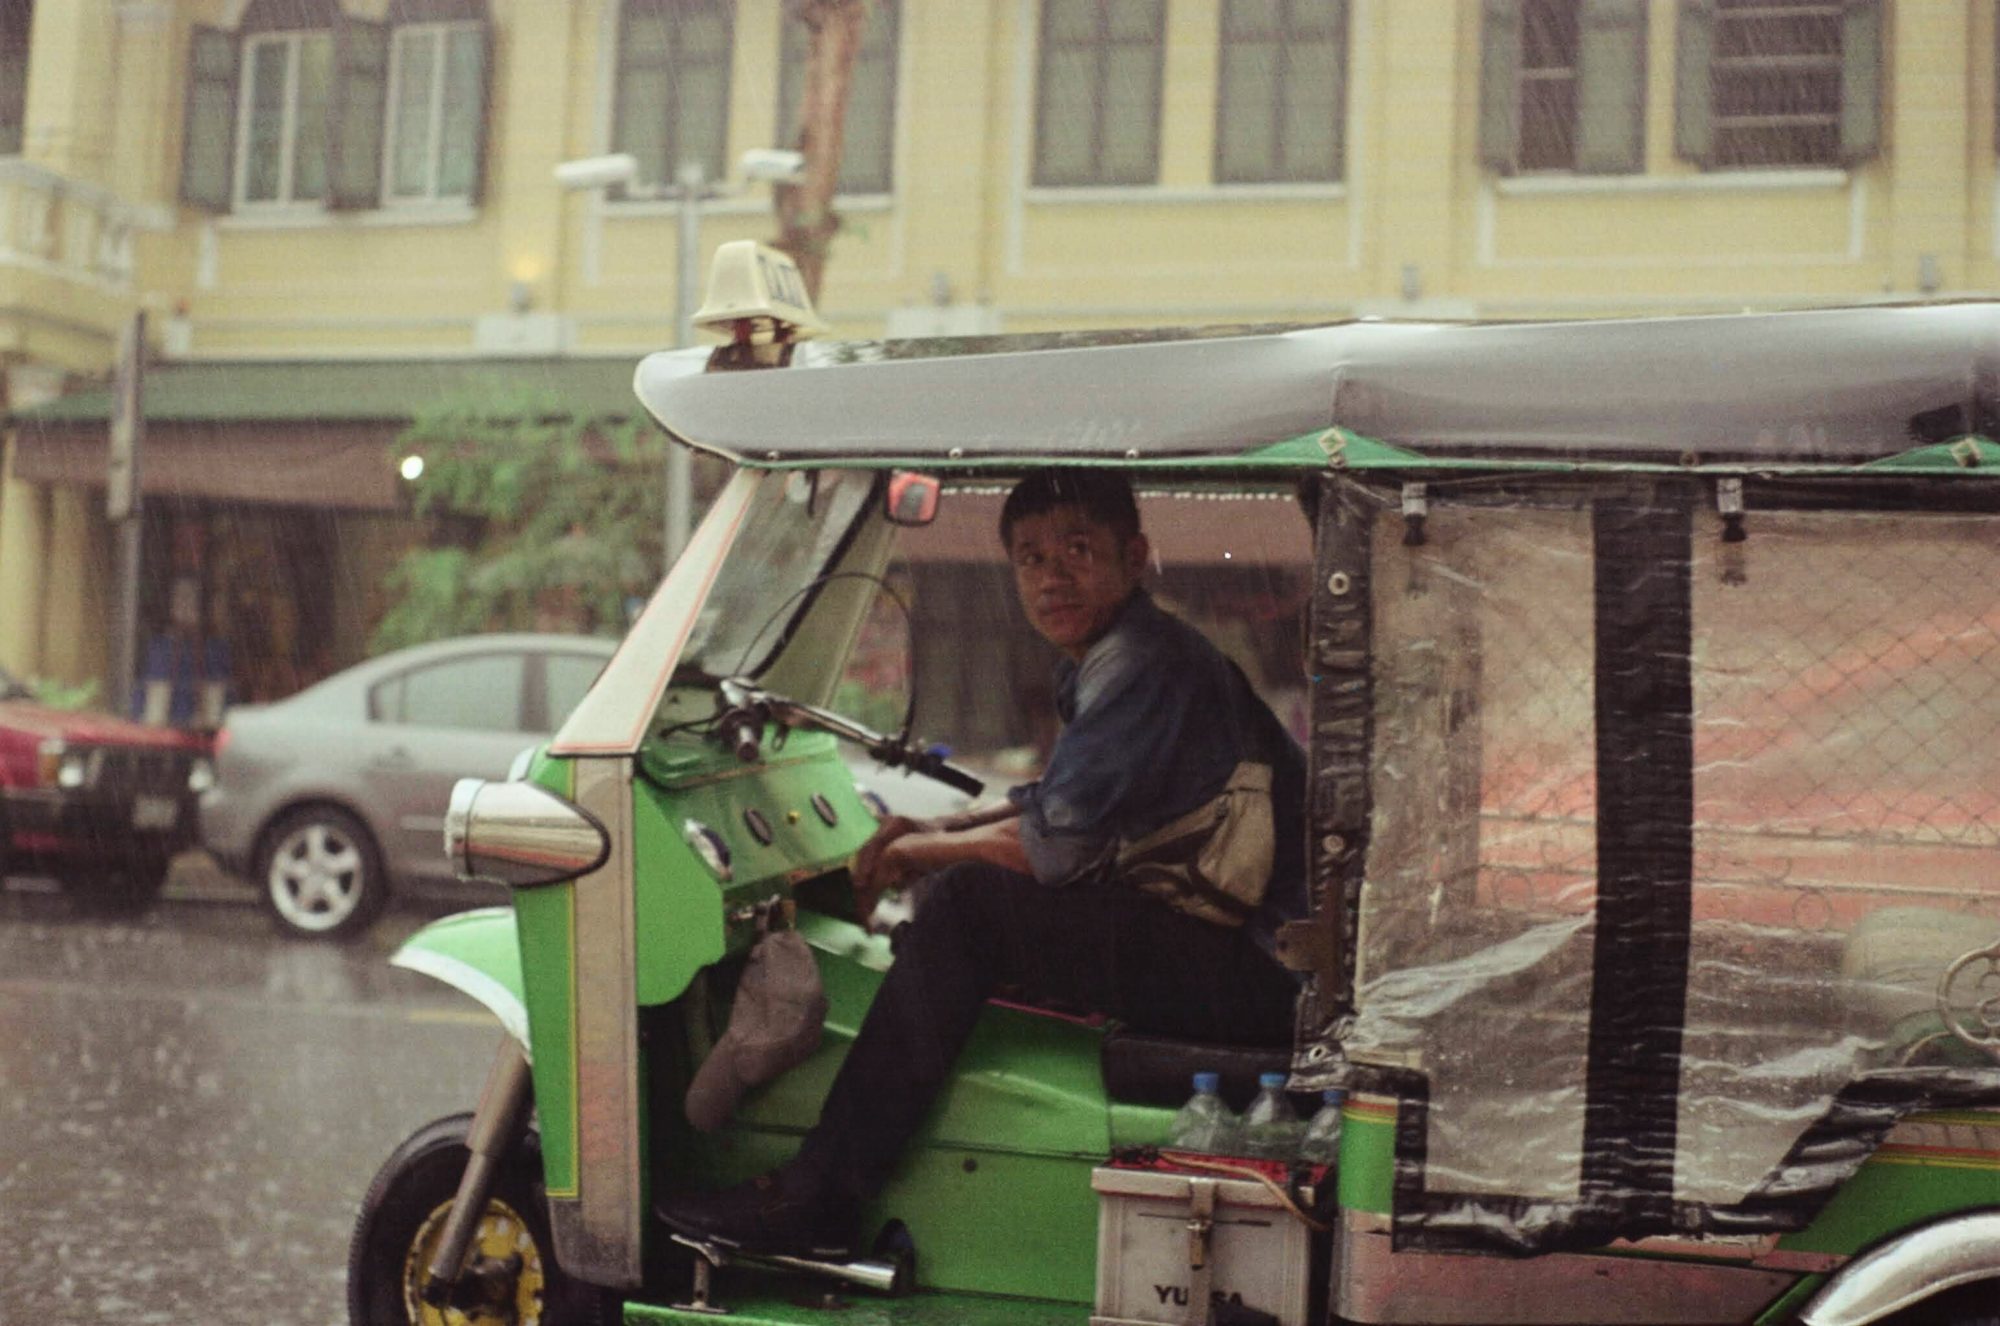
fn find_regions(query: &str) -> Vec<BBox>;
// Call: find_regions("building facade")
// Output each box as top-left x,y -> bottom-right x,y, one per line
0,0 -> 1993,701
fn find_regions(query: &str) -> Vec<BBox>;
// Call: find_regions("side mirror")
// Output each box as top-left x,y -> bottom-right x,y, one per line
885,471 -> 941,527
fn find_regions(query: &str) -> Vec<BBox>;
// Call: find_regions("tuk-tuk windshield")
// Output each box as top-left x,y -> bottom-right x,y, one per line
679,469 -> 875,680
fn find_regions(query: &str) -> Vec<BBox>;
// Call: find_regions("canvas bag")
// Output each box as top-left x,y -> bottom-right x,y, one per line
1115,760 -> 1275,927
683,929 -> 828,1132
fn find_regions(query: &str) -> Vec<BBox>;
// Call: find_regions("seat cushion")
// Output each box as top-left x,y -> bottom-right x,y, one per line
1100,1029 -> 1292,1111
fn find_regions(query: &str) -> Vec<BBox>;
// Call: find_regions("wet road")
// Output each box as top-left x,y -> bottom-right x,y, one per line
0,875 -> 501,1325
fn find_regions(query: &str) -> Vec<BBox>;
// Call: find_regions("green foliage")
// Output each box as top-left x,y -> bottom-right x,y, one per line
372,381 -> 664,653
28,676 -> 100,710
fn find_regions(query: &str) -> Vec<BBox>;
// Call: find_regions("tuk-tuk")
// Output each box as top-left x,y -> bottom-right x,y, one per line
349,245 -> 2000,1325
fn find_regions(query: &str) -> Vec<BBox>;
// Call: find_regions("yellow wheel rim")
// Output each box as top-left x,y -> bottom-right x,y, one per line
399,1197 -> 550,1326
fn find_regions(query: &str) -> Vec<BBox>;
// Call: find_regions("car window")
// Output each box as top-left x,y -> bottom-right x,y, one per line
544,652 -> 608,730
375,653 -> 526,733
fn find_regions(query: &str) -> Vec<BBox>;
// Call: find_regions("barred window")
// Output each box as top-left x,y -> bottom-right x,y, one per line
1675,0 -> 1881,170
613,0 -> 734,188
778,0 -> 899,195
1032,0 -> 1165,188
1214,0 -> 1346,184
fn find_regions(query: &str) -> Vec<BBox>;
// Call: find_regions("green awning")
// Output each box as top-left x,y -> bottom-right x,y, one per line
11,357 -> 645,427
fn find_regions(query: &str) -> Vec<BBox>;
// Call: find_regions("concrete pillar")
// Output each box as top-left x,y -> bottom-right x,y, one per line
1886,1 -> 1972,296
0,436 -> 48,677
40,484 -> 109,694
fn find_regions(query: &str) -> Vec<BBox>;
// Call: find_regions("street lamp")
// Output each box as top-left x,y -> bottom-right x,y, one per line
556,148 -> 806,568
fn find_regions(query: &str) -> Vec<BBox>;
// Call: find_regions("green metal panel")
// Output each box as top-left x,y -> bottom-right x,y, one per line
1108,1101 -> 1175,1150
1776,1115 -> 2000,1256
630,730 -> 881,1006
515,749 -> 583,1197
651,908 -> 1110,1301
389,906 -> 526,1038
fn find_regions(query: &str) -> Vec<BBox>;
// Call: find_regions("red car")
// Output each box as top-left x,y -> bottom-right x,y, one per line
0,663 -> 211,909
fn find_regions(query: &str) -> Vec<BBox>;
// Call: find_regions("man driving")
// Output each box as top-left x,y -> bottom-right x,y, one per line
657,469 -> 1307,1259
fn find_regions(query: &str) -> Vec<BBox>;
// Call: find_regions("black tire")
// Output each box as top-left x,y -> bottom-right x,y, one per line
254,804 -> 388,940
349,1112 -> 610,1326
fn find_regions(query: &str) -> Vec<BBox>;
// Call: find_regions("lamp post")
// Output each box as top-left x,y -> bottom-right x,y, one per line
556,148 -> 805,569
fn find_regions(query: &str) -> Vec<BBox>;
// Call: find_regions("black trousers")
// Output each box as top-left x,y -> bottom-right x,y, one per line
794,862 -> 1300,1203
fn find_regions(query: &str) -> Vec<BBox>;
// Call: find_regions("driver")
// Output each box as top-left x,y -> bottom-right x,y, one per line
657,469 -> 1307,1259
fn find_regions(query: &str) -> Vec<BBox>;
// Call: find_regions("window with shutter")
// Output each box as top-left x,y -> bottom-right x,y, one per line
0,0 -> 31,158
181,25 -> 240,210
613,0 -> 734,190
1032,0 -> 1165,187
1214,0 -> 1347,185
1483,0 -> 1644,175
1679,0 -> 1879,169
777,0 -> 899,196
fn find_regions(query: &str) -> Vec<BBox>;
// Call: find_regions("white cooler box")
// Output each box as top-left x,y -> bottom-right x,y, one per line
1091,1166 -> 1311,1326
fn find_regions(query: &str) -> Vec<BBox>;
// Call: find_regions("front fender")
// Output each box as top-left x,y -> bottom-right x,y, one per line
1802,1209 -> 2000,1326
390,906 -> 529,1053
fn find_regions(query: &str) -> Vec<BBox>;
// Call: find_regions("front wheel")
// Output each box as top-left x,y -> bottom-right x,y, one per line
349,1113 -> 609,1326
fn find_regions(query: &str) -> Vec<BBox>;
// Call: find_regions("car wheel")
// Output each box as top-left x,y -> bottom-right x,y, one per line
348,1112 -> 610,1326
256,805 -> 388,940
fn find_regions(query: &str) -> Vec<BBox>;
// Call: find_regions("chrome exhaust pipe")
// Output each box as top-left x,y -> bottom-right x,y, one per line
754,1251 -> 906,1294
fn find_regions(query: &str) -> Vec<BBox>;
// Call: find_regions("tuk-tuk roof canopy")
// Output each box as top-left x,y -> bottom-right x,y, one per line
635,303 -> 2000,474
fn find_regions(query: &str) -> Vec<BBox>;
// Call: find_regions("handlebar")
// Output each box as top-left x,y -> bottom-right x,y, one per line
715,679 -> 987,799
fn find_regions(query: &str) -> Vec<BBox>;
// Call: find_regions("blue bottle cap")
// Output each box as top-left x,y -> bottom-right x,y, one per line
1192,1071 -> 1221,1093
1258,1072 -> 1287,1089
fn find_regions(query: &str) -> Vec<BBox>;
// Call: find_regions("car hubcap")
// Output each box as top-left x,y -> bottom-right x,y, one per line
268,823 -> 364,931
401,1197 -> 549,1326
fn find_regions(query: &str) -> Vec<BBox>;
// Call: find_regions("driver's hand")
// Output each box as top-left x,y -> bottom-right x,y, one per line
851,815 -> 935,921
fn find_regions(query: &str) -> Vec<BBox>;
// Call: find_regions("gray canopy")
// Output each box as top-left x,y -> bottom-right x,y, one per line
634,303 -> 2000,467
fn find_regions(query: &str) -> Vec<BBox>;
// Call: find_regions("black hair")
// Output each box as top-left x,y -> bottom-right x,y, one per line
997,469 -> 1142,549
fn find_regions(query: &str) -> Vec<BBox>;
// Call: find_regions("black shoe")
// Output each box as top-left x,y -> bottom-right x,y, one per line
655,1168 -> 856,1261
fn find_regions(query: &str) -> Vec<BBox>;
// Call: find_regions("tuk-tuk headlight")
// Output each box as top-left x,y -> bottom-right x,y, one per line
446,778 -> 609,888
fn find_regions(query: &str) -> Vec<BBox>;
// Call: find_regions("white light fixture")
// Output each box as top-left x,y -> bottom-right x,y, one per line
553,153 -> 639,192
400,454 -> 426,482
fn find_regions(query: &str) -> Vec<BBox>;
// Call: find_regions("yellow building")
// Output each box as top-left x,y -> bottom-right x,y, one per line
0,0 -> 1992,701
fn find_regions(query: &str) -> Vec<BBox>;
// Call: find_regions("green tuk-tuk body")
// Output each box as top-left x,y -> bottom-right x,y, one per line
363,249 -> 2000,1326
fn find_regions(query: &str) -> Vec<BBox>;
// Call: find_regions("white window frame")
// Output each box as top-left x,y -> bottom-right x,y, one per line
381,19 -> 482,207
234,30 -> 330,211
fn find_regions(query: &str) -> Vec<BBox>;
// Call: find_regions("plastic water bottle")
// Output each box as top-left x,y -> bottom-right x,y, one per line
1300,1088 -> 1345,1166
1168,1072 -> 1238,1154
1239,1072 -> 1302,1160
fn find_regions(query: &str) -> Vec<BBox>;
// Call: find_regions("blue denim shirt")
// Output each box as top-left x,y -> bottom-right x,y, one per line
1007,591 -> 1308,955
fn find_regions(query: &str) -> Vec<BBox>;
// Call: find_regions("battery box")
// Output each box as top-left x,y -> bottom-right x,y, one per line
1091,1166 -> 1311,1326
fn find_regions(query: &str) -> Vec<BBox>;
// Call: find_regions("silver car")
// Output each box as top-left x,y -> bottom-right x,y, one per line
199,633 -> 617,939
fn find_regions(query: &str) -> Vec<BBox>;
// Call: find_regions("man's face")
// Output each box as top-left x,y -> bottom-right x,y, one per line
1006,504 -> 1149,659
